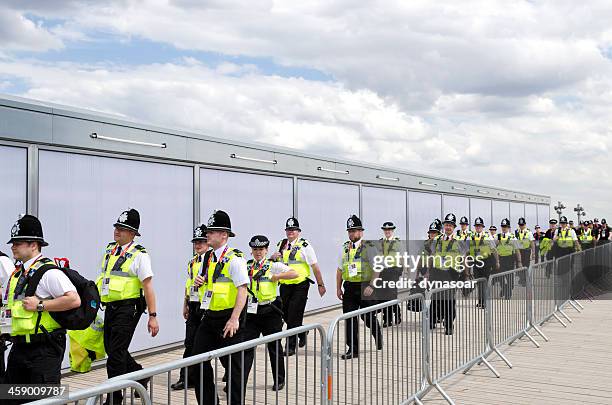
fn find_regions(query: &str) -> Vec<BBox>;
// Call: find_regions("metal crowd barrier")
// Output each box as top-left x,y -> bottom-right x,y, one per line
30,324 -> 326,405
325,294 -> 425,405
30,244 -> 611,405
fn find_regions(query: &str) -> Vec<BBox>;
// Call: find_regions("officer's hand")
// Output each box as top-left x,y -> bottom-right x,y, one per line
318,285 -> 326,297
363,285 -> 374,297
194,276 -> 205,287
148,316 -> 159,337
336,288 -> 343,301
223,317 -> 240,338
270,274 -> 280,283
272,252 -> 284,261
22,296 -> 39,312
183,304 -> 189,320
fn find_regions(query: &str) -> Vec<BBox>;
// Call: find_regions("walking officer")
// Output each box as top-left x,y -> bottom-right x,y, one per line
515,217 -> 534,285
270,217 -> 325,356
97,209 -> 159,405
244,235 -> 298,391
336,215 -> 382,360
191,210 -> 251,405
596,219 -> 610,245
489,225 -> 497,238
552,216 -> 580,258
577,220 -> 595,250
533,225 -> 544,263
456,216 -> 472,240
495,218 -> 522,299
469,217 -> 499,308
379,221 -> 402,327
171,224 -> 210,390
0,247 -> 15,378
3,215 -> 80,404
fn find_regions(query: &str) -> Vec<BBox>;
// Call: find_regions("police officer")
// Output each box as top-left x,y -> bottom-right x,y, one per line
597,219 -> 610,244
418,221 -> 442,279
489,225 -> 497,238
495,218 -> 522,299
469,217 -> 498,308
3,215 -> 80,403
515,217 -> 535,286
379,221 -> 402,327
97,209 -> 159,405
533,225 -> 543,263
429,213 -> 466,335
456,216 -> 471,240
270,217 -> 325,356
244,235 -> 297,391
553,216 -> 580,258
171,224 -> 210,390
336,215 -> 382,360
0,247 -> 15,378
191,210 -> 251,405
577,220 -> 595,250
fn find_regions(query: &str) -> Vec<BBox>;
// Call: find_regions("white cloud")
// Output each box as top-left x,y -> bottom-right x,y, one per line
0,8 -> 64,51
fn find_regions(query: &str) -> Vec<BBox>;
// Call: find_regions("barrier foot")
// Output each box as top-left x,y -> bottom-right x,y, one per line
552,313 -> 568,327
413,396 -> 425,405
558,308 -> 573,323
530,324 -> 549,342
523,331 -> 540,348
568,300 -> 582,312
434,383 -> 455,405
574,300 -> 585,309
480,356 -> 500,378
493,347 -> 513,369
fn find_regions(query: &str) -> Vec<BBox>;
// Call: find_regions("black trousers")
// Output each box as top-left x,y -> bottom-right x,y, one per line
279,280 -> 310,350
498,255 -> 516,299
179,302 -> 203,384
342,281 -> 382,354
428,268 -> 458,332
4,331 -> 66,405
379,267 -> 402,325
473,256 -> 494,307
103,300 -> 144,403
519,249 -> 531,285
192,309 -> 252,405
244,300 -> 285,386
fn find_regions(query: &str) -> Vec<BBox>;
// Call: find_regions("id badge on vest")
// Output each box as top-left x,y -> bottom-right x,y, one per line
200,290 -> 213,310
348,263 -> 358,277
189,286 -> 200,302
0,308 -> 12,334
101,277 -> 110,296
247,295 -> 258,314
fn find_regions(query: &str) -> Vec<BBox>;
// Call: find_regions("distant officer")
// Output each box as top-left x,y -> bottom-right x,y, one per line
429,213 -> 466,335
3,215 -> 80,403
569,220 -> 575,231
171,224 -> 210,391
244,235 -> 297,391
191,210 -> 251,405
419,221 -> 442,278
553,216 -> 580,258
456,216 -> 471,240
336,215 -> 382,360
577,221 -> 595,250
469,217 -> 499,308
379,221 -> 402,327
533,225 -> 543,263
515,218 -> 535,286
0,247 -> 15,378
495,219 -> 522,299
271,217 -> 325,356
489,225 -> 497,238
597,219 -> 610,245
97,209 -> 159,405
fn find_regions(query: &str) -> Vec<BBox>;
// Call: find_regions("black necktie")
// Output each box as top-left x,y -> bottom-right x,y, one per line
116,246 -> 122,256
352,242 -> 356,249
287,243 -> 292,251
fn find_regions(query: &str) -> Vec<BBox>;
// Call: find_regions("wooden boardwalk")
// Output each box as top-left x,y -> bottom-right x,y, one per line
60,298 -> 612,404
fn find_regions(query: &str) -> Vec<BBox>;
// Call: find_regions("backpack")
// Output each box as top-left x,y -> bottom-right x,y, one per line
24,258 -> 101,331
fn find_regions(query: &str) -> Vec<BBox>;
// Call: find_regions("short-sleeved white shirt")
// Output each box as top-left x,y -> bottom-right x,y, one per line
24,254 -> 77,299
214,244 -> 249,287
0,255 -> 15,289
102,242 -> 154,282
280,238 -> 318,265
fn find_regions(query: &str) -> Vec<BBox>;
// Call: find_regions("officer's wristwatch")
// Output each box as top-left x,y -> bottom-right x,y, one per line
149,312 -> 157,317
36,300 -> 44,312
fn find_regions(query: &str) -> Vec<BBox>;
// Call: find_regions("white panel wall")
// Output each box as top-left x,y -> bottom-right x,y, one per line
492,200 -> 511,229
297,180 -> 359,311
470,198 -> 492,228
525,204 -> 538,229
0,146 -> 27,253
361,187 -> 407,240
408,192 -> 442,257
39,151 -> 193,357
199,169 -> 293,256
510,202 -> 525,228
537,204 -> 550,226
442,195 -> 470,226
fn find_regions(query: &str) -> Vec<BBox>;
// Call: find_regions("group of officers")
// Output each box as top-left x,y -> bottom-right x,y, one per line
0,208 -> 609,405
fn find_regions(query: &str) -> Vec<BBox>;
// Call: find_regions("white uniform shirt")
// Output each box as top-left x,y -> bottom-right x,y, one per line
515,228 -> 535,241
104,242 -> 153,282
24,254 -> 76,299
470,231 -> 496,249
557,227 -> 578,241
0,254 -> 15,291
337,239 -> 368,269
498,231 -> 521,249
213,244 -> 249,287
282,238 -> 318,265
438,233 -> 469,255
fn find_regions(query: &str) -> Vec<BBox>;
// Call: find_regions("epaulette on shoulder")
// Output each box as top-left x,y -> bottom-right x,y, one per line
246,258 -> 254,265
134,244 -> 147,253
106,241 -> 117,248
299,238 -> 309,246
231,248 -> 244,257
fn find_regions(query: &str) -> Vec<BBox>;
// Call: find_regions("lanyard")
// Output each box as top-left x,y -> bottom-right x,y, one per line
207,246 -> 229,287
249,259 -> 267,291
103,241 -> 134,273
10,255 -> 44,301
346,241 -> 361,263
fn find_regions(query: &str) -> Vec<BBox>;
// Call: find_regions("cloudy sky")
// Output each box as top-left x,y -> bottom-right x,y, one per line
1,0 -> 610,221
